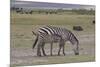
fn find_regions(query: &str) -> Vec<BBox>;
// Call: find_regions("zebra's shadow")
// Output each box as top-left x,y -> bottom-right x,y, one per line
33,54 -> 73,57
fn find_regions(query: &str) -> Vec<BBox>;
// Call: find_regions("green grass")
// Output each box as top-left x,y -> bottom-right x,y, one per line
11,12 -> 95,25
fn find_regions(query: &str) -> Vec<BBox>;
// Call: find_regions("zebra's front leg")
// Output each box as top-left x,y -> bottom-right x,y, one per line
58,39 -> 65,56
58,44 -> 62,56
50,42 -> 53,56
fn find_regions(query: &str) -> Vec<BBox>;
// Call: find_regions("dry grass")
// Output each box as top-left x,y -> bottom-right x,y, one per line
10,12 -> 95,66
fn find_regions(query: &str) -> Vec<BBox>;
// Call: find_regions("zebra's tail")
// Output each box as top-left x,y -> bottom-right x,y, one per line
32,31 -> 38,49
32,31 -> 37,36
32,35 -> 38,49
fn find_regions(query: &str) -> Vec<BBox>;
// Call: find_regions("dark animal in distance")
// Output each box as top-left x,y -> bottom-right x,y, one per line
92,20 -> 95,24
73,26 -> 83,31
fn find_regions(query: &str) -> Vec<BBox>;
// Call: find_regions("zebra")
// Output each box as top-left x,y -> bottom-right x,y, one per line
32,25 -> 79,56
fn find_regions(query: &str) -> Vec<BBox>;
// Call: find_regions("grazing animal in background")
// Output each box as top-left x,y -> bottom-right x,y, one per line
92,20 -> 95,24
73,26 -> 83,31
32,26 -> 79,56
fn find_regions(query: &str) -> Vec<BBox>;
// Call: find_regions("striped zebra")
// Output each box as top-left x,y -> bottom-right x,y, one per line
32,26 -> 79,56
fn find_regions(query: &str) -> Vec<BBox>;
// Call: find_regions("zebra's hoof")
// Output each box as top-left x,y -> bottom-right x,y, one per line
50,54 -> 53,56
44,54 -> 47,56
58,54 -> 60,56
63,54 -> 66,56
37,54 -> 41,56
75,53 -> 79,55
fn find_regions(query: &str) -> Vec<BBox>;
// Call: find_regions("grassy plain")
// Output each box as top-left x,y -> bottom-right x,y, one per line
10,12 -> 95,66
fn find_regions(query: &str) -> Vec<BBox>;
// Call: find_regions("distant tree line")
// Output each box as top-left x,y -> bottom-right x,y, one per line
11,7 -> 95,15
11,7 -> 33,14
72,9 -> 95,15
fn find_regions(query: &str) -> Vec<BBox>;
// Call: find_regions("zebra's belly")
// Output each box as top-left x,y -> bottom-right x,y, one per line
42,36 -> 61,43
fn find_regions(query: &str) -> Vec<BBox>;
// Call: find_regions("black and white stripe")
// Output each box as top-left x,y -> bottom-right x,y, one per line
32,25 -> 79,56
39,26 -> 79,45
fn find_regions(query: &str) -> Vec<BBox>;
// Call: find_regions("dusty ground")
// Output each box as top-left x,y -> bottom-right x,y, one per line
10,34 -> 95,66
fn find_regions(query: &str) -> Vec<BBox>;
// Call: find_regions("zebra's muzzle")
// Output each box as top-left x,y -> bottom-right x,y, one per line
75,52 -> 79,55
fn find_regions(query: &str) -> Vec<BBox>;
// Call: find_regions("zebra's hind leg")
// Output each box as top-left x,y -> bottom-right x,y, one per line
42,43 -> 47,56
50,42 -> 53,56
37,43 -> 42,56
63,43 -> 66,56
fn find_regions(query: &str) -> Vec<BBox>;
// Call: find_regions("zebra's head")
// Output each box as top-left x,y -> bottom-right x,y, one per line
73,41 -> 79,55
69,34 -> 79,55
73,37 -> 79,55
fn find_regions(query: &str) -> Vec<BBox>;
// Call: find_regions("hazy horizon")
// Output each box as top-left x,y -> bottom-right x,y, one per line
11,1 -> 95,10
